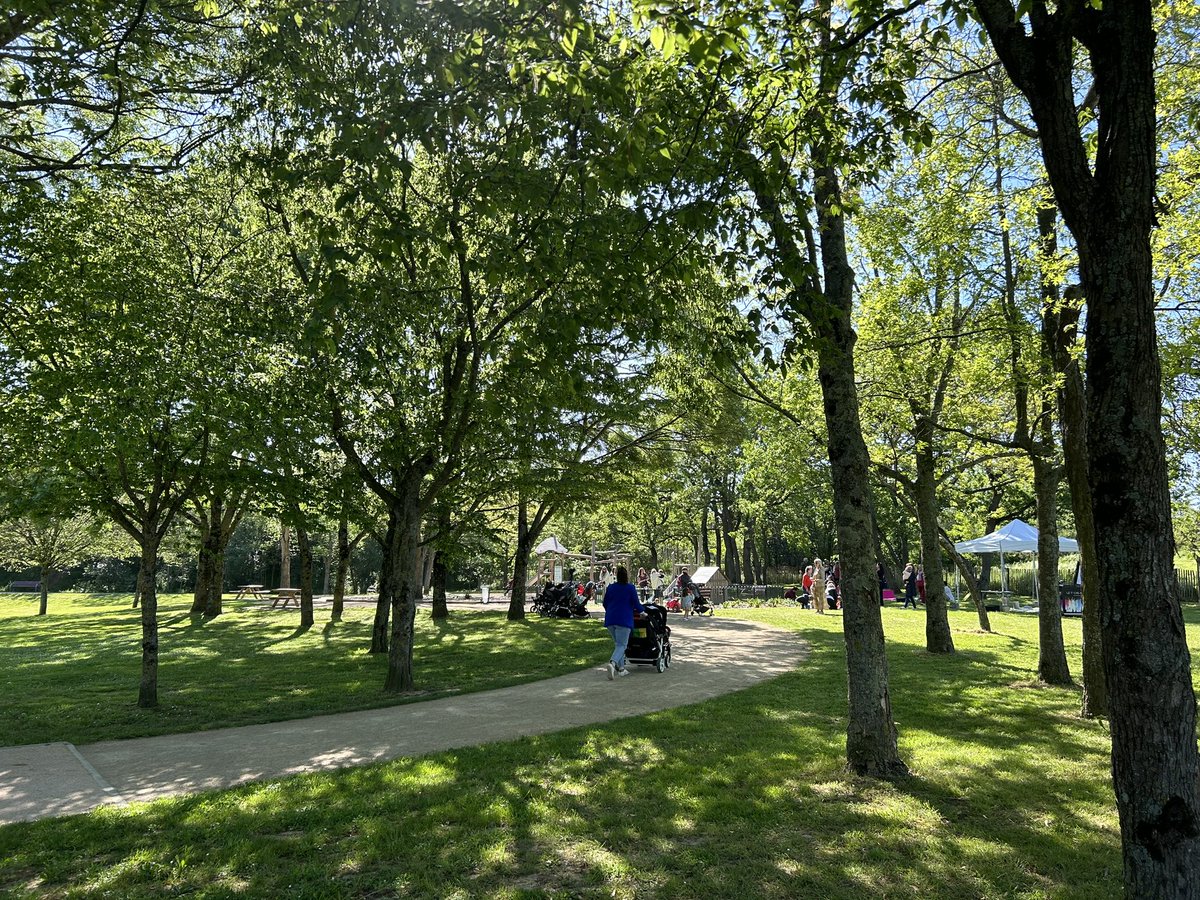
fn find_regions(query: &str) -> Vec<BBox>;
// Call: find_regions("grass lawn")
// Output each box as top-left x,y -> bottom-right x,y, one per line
1,604 -> 1167,898
0,593 -> 609,747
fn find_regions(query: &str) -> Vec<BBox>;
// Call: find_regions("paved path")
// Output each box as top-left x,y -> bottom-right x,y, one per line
0,614 -> 807,825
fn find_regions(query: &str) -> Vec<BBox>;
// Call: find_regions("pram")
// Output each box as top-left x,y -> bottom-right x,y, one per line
624,603 -> 672,672
530,582 -> 590,619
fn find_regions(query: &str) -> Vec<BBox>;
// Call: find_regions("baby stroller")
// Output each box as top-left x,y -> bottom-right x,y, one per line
625,603 -> 672,672
691,590 -> 715,617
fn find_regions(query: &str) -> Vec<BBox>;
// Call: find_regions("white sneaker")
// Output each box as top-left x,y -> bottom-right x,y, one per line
618,668 -> 630,677
606,662 -> 615,681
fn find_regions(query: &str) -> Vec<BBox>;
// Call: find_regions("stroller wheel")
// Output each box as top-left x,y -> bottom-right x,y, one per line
665,647 -> 672,667
655,656 -> 666,673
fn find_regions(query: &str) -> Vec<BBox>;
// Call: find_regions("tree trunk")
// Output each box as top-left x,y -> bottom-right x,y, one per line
749,525 -> 764,585
973,3 -> 1200,887
420,546 -> 435,593
279,524 -> 292,588
742,519 -> 754,585
914,417 -> 954,653
38,564 -> 48,616
297,525 -> 315,629
370,516 -> 394,654
700,505 -> 711,566
202,494 -> 225,618
333,511 -> 350,623
431,551 -> 449,620
323,534 -> 333,595
136,538 -> 160,709
508,498 -> 531,621
1083,175 -> 1200,893
814,160 -> 906,779
191,516 -> 213,614
384,480 -> 422,694
942,533 -> 990,632
1053,286 -> 1106,716
1032,456 -> 1071,684
722,502 -> 741,583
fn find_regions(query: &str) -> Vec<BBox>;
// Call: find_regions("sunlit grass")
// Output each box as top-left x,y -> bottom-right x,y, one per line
0,605 -> 1169,897
0,592 -> 609,746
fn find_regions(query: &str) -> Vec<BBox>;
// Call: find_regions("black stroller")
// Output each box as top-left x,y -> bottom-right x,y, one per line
625,603 -> 673,672
691,590 -> 715,617
530,582 -> 589,619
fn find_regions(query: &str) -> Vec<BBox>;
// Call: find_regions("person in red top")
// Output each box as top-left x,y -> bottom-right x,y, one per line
916,566 -> 926,603
802,565 -> 814,603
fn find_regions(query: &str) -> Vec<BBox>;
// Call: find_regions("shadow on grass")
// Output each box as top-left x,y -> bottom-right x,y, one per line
0,608 -> 1123,898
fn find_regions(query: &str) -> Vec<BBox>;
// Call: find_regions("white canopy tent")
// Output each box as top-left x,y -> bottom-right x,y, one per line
953,519 -> 1079,600
534,536 -> 570,555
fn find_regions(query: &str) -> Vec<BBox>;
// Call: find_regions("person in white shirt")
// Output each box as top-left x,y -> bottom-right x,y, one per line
649,567 -> 664,598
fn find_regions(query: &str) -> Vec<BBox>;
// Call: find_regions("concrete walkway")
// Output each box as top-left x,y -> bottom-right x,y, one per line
0,614 -> 807,825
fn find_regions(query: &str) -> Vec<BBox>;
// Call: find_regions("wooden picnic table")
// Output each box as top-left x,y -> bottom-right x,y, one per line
233,584 -> 269,601
271,587 -> 302,609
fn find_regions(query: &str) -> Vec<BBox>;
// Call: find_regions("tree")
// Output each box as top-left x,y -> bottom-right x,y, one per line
0,512 -> 111,615
262,0 -> 697,691
0,0 -> 249,180
0,168 -> 272,707
972,0 -> 1200,890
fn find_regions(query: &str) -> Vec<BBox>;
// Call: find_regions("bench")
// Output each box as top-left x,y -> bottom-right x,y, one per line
6,581 -> 41,592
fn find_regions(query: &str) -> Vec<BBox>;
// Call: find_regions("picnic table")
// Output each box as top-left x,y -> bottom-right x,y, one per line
233,584 -> 269,601
271,588 -> 302,609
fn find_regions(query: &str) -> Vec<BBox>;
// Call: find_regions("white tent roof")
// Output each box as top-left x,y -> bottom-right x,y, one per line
954,519 -> 1079,554
534,536 -> 570,555
690,566 -> 726,585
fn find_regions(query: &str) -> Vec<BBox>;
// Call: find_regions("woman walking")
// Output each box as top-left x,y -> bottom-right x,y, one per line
902,563 -> 918,609
602,566 -> 644,679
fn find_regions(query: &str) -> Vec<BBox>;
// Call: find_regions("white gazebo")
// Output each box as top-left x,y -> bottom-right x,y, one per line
953,519 -> 1079,601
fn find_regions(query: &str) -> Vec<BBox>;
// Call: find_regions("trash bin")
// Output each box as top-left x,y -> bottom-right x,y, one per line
481,584 -> 490,604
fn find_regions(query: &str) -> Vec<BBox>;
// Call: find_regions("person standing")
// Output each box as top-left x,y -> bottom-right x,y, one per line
637,567 -> 650,601
812,558 -> 827,614
650,567 -> 664,599
916,565 -> 926,604
902,563 -> 918,609
603,566 -> 644,679
802,565 -> 814,604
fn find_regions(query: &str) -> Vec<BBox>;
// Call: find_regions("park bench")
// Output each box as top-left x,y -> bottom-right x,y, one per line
6,581 -> 41,592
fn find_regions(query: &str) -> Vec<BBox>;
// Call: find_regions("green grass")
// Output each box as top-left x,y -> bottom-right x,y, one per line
0,605 -> 1152,898
0,593 -> 609,746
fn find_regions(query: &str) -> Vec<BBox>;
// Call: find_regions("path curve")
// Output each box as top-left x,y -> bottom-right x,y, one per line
0,614 -> 807,825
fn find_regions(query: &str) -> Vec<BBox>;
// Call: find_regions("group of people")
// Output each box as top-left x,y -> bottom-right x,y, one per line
635,566 -> 667,601
783,557 -> 841,614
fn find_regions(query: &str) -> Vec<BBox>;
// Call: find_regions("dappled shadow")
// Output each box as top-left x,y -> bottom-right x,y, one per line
0,662 -> 1120,898
0,606 -> 1127,897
